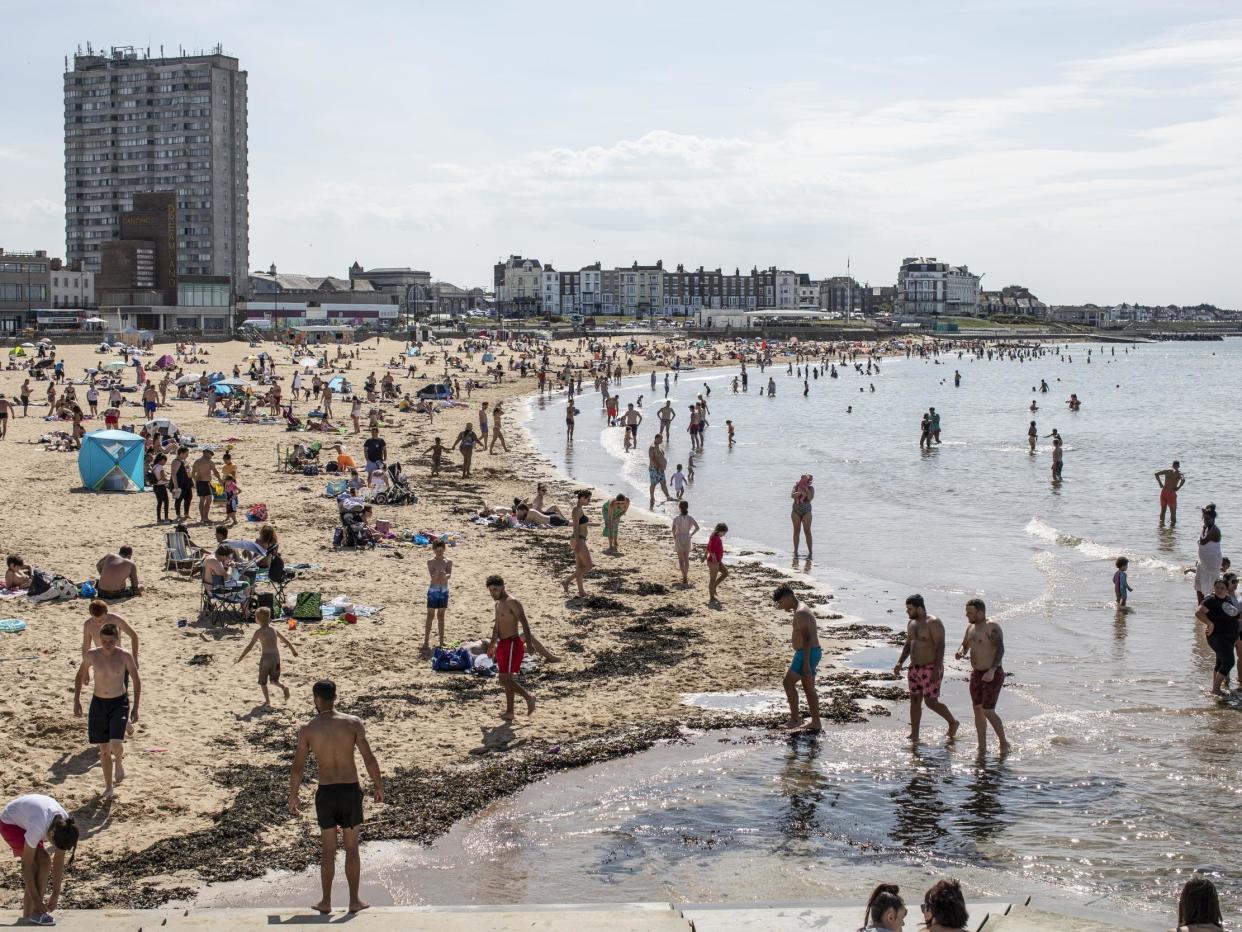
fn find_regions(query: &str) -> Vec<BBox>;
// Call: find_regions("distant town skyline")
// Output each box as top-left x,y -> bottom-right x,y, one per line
1,0 -> 1240,305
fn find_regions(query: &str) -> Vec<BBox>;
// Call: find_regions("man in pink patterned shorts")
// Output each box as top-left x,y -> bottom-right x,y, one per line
893,594 -> 960,745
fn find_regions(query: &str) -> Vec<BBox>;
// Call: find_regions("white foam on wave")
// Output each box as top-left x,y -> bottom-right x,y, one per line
1024,517 -> 1182,574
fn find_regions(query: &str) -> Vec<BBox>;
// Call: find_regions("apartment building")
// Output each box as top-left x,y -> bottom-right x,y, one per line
896,257 -> 980,317
65,45 -> 248,293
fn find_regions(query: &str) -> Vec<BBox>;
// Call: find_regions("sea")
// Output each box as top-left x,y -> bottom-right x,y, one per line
204,339 -> 1241,920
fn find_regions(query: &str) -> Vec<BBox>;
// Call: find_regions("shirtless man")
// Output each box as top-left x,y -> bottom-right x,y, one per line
96,546 -> 140,598
647,435 -> 672,509
0,394 -> 12,439
79,601 -> 138,725
774,584 -> 822,733
289,680 -> 382,915
1155,460 -> 1185,525
191,450 -> 222,525
486,575 -> 538,720
320,383 -> 334,418
893,594 -> 960,744
422,540 -> 453,650
620,403 -> 643,452
955,598 -> 1010,754
670,501 -> 700,587
656,400 -> 676,441
73,623 -> 140,798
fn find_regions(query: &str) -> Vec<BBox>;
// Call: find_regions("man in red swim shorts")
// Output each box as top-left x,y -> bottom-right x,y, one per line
1154,460 -> 1184,526
486,574 -> 536,721
955,597 -> 1012,754
893,594 -> 960,744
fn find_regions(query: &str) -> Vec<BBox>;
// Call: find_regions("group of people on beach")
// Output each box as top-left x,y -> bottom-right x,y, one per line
3,332 -> 1238,925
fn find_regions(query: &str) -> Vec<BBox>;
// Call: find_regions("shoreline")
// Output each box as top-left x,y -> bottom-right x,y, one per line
0,335 -> 902,910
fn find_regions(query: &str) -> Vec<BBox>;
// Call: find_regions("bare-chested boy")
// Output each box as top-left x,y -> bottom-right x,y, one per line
73,624 -> 141,798
893,594 -> 960,744
671,501 -> 700,587
423,540 -> 453,650
289,680 -> 383,916
955,598 -> 1010,754
236,607 -> 298,704
774,584 -> 822,733
485,575 -> 555,720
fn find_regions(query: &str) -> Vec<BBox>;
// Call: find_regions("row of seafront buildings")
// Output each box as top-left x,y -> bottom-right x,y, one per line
493,255 -> 990,320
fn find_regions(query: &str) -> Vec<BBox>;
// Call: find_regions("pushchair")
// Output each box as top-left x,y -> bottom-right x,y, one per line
334,494 -> 375,549
373,462 -> 418,506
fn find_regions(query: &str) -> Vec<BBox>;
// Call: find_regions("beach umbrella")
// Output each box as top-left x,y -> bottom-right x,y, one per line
20,342 -> 35,349
174,373 -> 204,386
84,317 -> 106,324
102,360 -> 127,371
216,377 -> 253,388
297,357 -> 318,369
212,384 -> 233,396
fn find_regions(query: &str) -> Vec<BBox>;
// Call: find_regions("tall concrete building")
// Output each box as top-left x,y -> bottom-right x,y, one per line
64,44 -> 248,296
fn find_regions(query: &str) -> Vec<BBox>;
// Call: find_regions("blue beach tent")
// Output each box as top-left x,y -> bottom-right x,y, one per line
78,429 -> 145,492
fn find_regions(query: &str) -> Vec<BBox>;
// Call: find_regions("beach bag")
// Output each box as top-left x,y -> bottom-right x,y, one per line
28,570 -> 53,598
432,646 -> 471,672
30,576 -> 77,603
254,592 -> 276,614
290,591 -> 322,621
246,503 -> 268,522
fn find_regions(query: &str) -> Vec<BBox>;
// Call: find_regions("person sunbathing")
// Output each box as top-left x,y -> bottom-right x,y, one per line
513,503 -> 569,527
5,555 -> 32,590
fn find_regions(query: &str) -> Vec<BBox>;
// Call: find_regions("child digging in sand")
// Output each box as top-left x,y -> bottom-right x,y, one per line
235,607 -> 297,705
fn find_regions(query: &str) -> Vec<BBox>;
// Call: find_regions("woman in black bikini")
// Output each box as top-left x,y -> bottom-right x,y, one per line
561,490 -> 594,597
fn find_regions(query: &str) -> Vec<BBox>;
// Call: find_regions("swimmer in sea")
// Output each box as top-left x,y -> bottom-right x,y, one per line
1028,420 -> 1038,453
1155,460 -> 1185,526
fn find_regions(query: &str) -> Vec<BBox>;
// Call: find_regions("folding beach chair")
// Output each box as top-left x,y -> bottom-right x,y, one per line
200,583 -> 252,627
164,530 -> 202,574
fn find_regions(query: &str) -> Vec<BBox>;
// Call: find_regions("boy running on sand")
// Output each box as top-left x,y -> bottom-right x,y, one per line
671,501 -> 700,587
235,607 -> 297,705
423,541 -> 453,650
426,437 -> 444,476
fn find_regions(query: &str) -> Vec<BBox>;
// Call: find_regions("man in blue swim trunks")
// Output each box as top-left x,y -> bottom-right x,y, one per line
774,583 -> 822,733
422,540 -> 453,652
647,435 -> 671,509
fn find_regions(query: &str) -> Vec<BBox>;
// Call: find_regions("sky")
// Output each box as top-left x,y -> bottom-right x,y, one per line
1,0 -> 1240,305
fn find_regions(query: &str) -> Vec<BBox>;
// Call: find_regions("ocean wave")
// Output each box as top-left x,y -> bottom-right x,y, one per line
1024,518 -> 1182,574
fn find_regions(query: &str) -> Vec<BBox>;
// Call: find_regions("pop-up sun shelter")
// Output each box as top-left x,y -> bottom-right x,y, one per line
78,429 -> 145,492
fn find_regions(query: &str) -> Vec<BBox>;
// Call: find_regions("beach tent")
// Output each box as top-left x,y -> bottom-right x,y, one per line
416,383 -> 452,400
8,347 -> 24,357
481,352 -> 495,362
78,430 -> 145,492
102,360 -> 127,372
153,354 -> 176,369
327,375 -> 352,394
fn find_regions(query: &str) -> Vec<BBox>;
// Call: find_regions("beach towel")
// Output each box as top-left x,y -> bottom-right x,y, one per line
0,588 -> 27,600
290,592 -> 322,621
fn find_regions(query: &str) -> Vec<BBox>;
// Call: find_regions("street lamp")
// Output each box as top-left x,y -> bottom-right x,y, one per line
269,262 -> 278,338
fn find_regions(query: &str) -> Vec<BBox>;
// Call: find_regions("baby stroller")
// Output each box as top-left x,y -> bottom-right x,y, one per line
334,494 -> 375,549
373,462 -> 418,506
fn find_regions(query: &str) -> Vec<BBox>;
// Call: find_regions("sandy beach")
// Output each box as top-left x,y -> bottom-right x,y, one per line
0,333 -> 903,909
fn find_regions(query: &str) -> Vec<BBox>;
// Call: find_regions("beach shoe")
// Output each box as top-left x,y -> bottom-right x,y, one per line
26,914 -> 56,925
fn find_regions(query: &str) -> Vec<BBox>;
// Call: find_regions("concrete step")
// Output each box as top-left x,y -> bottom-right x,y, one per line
2,905 -> 692,931
980,903 -> 1159,932
684,902 -> 1011,931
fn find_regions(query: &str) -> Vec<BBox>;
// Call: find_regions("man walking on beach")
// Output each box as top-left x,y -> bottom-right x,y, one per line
648,435 -> 671,509
893,595 -> 959,744
486,575 -> 537,720
955,598 -> 1011,754
362,427 -> 386,478
289,680 -> 384,916
73,623 -> 140,798
1155,460 -> 1185,525
774,584 -> 822,733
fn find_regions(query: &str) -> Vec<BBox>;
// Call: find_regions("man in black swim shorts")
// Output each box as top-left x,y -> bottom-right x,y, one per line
190,449 -> 221,526
73,623 -> 140,798
289,680 -> 383,915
